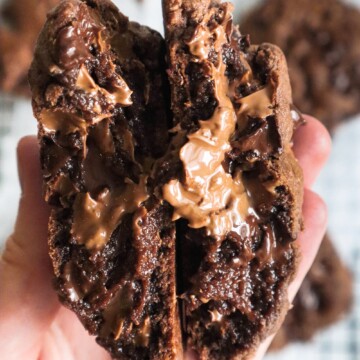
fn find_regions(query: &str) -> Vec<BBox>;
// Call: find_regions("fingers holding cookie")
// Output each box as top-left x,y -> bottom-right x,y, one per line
293,115 -> 332,187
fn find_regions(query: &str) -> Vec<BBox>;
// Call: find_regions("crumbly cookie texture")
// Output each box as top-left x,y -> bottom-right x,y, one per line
241,0 -> 360,132
271,234 -> 353,350
0,0 -> 58,96
30,0 -> 181,359
160,0 -> 302,359
30,0 -> 303,359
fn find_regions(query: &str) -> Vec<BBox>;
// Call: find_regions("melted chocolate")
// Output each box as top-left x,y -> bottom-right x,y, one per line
162,9 -> 276,240
71,178 -> 148,249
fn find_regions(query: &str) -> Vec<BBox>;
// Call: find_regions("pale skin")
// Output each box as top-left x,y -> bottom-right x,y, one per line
0,115 -> 330,360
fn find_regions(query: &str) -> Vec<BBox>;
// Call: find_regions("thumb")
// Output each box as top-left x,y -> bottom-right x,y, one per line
0,136 -> 60,359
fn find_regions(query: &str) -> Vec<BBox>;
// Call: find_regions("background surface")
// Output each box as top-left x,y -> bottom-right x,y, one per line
0,0 -> 359,359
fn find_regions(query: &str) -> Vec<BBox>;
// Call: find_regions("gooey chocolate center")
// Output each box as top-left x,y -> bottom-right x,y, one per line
163,8 -> 273,240
39,5 -> 279,250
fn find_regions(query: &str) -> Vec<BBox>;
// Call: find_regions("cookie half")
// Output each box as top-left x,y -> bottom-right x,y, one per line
161,0 -> 303,358
29,0 -> 181,358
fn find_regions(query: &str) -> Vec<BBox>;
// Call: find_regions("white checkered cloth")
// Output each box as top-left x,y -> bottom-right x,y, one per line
1,0 -> 360,359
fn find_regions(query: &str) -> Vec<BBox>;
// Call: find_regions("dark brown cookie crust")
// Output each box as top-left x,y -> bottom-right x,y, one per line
241,0 -> 360,132
162,0 -> 303,359
270,234 -> 353,350
29,0 -> 181,359
0,0 -> 58,96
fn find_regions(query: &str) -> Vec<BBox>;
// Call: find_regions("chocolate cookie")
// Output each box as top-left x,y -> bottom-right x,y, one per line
30,0 -> 303,359
29,0 -> 181,358
241,0 -> 360,132
0,0 -> 58,96
161,0 -> 302,358
270,234 -> 353,350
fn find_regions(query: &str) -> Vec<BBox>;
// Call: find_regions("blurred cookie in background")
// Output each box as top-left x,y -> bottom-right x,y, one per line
241,0 -> 360,132
0,0 -> 58,96
271,234 -> 353,351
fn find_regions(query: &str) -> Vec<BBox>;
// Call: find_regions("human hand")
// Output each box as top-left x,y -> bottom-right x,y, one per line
0,115 -> 330,360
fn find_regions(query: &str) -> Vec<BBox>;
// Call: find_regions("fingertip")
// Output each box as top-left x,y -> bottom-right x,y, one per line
293,115 -> 332,187
17,135 -> 38,151
302,189 -> 328,239
289,189 -> 327,299
17,135 -> 41,196
302,115 -> 332,154
14,135 -> 49,256
299,189 -> 328,263
17,135 -> 38,168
